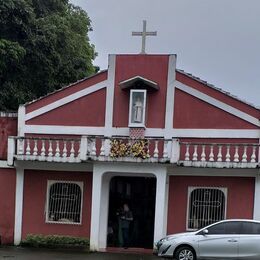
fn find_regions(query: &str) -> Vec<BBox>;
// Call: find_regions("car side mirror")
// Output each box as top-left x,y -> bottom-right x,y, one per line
202,229 -> 209,235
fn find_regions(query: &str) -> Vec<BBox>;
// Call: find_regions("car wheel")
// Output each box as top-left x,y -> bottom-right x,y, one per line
175,246 -> 196,260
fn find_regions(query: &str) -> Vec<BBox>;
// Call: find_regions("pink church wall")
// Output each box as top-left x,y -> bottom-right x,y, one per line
0,169 -> 16,244
113,55 -> 169,128
26,71 -> 107,113
167,176 -> 255,235
22,170 -> 92,239
0,116 -> 17,160
26,88 -> 106,126
176,71 -> 260,119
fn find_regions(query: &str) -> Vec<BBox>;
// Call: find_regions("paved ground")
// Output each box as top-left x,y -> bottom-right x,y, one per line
0,247 -> 160,260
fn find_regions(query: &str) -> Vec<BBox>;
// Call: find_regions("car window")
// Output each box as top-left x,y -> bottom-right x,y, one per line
207,222 -> 241,235
207,223 -> 226,234
241,222 -> 260,234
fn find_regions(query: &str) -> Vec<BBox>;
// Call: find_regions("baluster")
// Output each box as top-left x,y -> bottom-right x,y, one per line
62,141 -> 67,160
18,139 -> 24,155
69,141 -> 75,162
225,145 -> 231,162
233,146 -> 239,162
209,145 -> 214,162
40,140 -> 46,157
48,140 -> 53,157
33,139 -> 38,156
185,144 -> 190,161
55,140 -> 60,158
26,139 -> 31,155
242,146 -> 248,163
91,138 -> 97,156
100,138 -> 105,156
251,146 -> 256,163
153,140 -> 159,158
163,140 -> 168,158
201,145 -> 206,162
217,145 -> 222,162
192,145 -> 198,161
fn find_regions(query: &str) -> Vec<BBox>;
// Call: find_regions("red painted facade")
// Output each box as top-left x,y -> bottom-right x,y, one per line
0,169 -> 16,244
113,55 -> 169,128
0,116 -> 17,160
174,89 -> 258,129
176,71 -> 259,119
22,170 -> 92,239
167,176 -> 255,234
26,71 -> 107,114
26,89 -> 106,126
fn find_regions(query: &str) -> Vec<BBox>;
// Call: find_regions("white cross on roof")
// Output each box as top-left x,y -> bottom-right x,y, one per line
132,20 -> 157,54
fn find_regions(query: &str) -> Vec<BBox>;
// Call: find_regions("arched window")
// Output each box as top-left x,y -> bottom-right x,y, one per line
46,181 -> 83,224
187,187 -> 227,230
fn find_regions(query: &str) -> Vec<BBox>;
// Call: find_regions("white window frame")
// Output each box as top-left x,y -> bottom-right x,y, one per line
128,89 -> 147,128
45,180 -> 84,225
186,186 -> 228,231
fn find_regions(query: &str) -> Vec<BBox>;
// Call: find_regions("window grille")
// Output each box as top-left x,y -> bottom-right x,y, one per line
46,181 -> 83,224
187,187 -> 227,230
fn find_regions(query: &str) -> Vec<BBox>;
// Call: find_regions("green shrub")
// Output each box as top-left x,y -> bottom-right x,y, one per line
21,234 -> 89,249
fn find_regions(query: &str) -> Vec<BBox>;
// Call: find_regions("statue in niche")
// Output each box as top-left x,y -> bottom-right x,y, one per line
133,96 -> 143,123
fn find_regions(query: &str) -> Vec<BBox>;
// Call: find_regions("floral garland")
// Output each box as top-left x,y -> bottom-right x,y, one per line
109,139 -> 150,159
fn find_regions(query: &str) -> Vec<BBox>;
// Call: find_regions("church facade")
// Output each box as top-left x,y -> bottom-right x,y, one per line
0,53 -> 259,251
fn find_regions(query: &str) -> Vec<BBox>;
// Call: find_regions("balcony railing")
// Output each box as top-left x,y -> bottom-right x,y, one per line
7,136 -> 259,168
7,136 -> 178,165
179,142 -> 259,168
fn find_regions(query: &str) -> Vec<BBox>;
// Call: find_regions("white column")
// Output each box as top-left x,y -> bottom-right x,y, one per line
90,164 -> 111,251
253,173 -> 260,220
164,55 -> 176,139
154,169 -> 169,243
14,168 -> 24,245
104,54 -> 116,137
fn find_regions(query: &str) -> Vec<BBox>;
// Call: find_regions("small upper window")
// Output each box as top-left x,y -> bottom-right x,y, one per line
129,89 -> 147,127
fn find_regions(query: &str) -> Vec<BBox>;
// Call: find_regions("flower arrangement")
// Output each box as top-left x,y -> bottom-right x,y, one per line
130,139 -> 150,159
109,138 -> 150,159
109,139 -> 130,158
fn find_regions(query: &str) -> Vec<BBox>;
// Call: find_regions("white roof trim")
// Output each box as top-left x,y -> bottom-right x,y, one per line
119,76 -> 159,90
25,80 -> 107,121
176,81 -> 260,127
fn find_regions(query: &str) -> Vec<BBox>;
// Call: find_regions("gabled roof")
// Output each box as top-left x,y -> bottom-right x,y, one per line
177,69 -> 259,110
119,76 -> 159,90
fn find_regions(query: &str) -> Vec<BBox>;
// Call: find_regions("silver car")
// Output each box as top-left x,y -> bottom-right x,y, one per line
155,219 -> 260,259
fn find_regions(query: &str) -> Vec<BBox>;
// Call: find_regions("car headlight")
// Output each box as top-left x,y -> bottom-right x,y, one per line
160,236 -> 175,243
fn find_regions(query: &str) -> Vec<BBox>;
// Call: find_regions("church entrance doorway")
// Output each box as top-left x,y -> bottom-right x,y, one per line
107,176 -> 156,249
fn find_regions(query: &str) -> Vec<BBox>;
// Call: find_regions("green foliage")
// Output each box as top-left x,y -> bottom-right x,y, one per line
21,234 -> 90,249
0,0 -> 97,111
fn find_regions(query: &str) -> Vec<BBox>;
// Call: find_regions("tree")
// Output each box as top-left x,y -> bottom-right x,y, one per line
0,0 -> 97,111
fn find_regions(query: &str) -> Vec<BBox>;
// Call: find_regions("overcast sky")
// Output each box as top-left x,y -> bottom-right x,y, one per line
71,0 -> 260,107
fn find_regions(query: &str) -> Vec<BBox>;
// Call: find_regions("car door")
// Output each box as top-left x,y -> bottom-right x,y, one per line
197,221 -> 240,259
238,221 -> 260,259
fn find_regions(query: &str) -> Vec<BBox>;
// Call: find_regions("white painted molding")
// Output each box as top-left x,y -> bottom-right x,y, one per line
175,81 -> 260,127
104,55 -> 116,137
24,125 -> 105,136
25,80 -> 107,121
18,105 -> 25,137
23,125 -> 259,139
14,168 -> 24,245
164,55 -> 176,138
0,160 -> 14,168
254,174 -> 260,220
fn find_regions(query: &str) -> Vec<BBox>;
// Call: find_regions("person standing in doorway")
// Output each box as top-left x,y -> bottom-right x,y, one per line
117,203 -> 133,248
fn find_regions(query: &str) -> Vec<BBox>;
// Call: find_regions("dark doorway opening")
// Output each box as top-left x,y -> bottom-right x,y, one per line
107,176 -> 156,249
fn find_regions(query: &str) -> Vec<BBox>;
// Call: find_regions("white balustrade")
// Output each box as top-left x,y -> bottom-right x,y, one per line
9,136 -> 259,168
